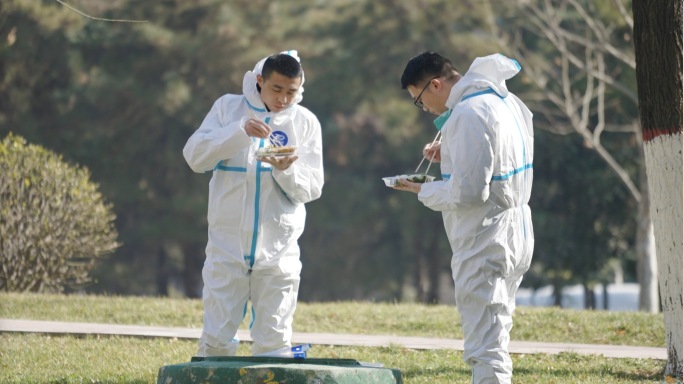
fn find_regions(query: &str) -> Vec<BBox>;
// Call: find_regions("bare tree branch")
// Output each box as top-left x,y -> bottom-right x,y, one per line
483,0 -> 641,202
55,0 -> 147,23
522,0 -> 637,102
612,0 -> 633,29
594,51 -> 607,140
567,0 -> 635,68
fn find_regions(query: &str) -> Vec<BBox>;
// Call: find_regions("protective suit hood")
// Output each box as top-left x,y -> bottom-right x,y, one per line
242,50 -> 306,112
446,53 -> 521,108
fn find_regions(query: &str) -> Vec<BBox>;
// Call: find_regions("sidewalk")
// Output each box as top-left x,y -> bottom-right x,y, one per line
0,318 -> 667,360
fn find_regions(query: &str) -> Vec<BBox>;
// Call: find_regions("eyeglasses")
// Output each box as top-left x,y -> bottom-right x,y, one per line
413,77 -> 439,108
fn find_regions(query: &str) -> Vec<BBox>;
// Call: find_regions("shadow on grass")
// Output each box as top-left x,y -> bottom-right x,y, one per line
401,365 -> 472,380
400,358 -> 664,383
512,364 -> 664,382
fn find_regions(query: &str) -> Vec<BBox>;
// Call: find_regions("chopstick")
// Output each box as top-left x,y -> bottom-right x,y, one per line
248,110 -> 281,146
424,135 -> 441,175
269,132 -> 283,147
414,130 -> 442,173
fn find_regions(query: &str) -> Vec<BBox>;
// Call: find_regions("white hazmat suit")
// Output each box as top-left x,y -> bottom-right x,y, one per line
183,51 -> 324,356
418,54 -> 534,384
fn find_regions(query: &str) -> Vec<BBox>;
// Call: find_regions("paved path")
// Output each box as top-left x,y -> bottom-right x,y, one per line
0,318 -> 666,360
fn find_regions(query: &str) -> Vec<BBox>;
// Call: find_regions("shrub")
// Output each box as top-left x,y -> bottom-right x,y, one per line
0,133 -> 120,292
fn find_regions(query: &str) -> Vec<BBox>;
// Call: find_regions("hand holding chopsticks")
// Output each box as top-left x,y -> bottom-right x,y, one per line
246,110 -> 281,146
414,130 -> 442,174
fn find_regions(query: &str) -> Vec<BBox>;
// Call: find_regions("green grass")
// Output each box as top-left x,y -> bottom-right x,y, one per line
0,293 -> 669,383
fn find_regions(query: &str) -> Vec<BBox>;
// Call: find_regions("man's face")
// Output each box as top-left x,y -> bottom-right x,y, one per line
407,78 -> 448,116
257,72 -> 302,112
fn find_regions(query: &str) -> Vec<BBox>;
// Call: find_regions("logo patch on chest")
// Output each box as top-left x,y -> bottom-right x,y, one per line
270,131 -> 288,146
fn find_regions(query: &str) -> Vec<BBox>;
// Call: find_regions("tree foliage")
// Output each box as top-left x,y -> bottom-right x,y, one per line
0,0 -> 648,304
0,133 -> 119,293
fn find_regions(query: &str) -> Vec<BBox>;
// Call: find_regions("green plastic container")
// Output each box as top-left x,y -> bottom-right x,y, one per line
157,356 -> 403,383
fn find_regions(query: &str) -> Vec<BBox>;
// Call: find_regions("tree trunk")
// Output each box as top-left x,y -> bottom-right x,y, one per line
156,246 -> 169,296
425,223 -> 442,304
584,284 -> 596,310
633,0 -> 683,378
412,223 -> 426,302
552,283 -> 563,307
183,242 -> 203,298
636,144 -> 659,313
643,135 -> 683,378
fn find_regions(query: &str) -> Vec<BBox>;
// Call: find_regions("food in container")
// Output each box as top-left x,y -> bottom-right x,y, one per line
255,146 -> 297,158
384,130 -> 440,188
406,174 -> 434,183
382,174 -> 435,187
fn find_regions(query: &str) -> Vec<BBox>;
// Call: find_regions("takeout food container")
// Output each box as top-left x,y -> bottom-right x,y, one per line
382,174 -> 436,187
255,146 -> 297,158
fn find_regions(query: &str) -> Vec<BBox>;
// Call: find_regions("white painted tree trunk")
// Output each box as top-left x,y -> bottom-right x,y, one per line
636,162 -> 659,312
643,133 -> 683,377
636,219 -> 659,312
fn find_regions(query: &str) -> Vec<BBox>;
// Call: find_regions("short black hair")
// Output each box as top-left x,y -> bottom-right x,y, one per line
262,53 -> 302,80
400,51 -> 458,89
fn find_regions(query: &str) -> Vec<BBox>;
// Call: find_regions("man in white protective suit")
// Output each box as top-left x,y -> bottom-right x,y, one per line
183,50 -> 324,357
393,52 -> 534,384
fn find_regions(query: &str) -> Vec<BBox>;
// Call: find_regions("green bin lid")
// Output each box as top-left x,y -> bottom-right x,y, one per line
158,356 -> 402,383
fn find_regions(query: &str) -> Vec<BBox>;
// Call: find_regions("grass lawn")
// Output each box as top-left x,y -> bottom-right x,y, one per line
0,293 -> 670,383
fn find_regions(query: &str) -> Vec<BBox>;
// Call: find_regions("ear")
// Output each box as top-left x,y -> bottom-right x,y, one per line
256,74 -> 264,87
432,78 -> 443,91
